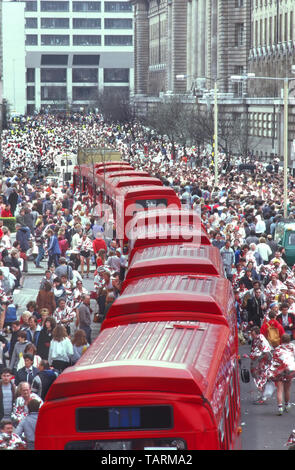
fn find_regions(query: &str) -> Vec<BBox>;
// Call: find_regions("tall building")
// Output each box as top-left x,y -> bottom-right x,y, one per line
247,0 -> 295,158
131,0 -> 187,98
2,0 -> 134,115
186,0 -> 251,96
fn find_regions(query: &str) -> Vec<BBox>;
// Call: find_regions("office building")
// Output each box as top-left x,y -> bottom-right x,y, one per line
2,0 -> 134,114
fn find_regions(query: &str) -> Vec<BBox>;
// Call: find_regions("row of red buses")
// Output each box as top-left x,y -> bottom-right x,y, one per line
73,162 -> 181,243
36,162 -> 241,450
35,320 -> 241,450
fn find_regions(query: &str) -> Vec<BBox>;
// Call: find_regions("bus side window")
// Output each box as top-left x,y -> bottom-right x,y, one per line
230,375 -> 236,427
224,398 -> 230,449
219,415 -> 225,450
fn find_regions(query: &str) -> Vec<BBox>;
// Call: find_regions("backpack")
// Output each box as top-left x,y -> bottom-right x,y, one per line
266,322 -> 280,347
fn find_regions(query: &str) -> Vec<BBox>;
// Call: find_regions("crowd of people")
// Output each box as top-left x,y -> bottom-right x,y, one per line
0,112 -> 294,448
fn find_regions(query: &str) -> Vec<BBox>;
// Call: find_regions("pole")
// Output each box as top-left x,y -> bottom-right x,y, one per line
214,81 -> 218,187
283,78 -> 289,218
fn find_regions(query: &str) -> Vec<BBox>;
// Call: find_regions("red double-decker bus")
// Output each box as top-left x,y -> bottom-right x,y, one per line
124,244 -> 225,285
35,320 -> 241,450
101,274 -> 238,348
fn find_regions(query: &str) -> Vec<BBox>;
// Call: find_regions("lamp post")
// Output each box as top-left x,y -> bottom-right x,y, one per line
230,71 -> 295,218
176,74 -> 220,187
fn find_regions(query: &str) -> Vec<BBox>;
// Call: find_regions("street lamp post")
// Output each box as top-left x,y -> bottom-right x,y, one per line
176,74 -> 220,187
230,71 -> 295,218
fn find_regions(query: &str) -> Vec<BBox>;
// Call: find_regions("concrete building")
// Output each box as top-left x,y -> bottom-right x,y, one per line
2,0 -> 134,115
247,0 -> 295,159
131,0 -> 187,99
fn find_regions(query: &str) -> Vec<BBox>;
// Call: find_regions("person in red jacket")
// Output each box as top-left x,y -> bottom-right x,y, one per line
92,233 -> 107,255
1,204 -> 12,218
260,310 -> 285,345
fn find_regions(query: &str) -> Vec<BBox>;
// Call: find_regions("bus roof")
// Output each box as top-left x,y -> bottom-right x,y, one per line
103,274 -> 234,330
131,208 -> 203,227
45,321 -> 229,400
112,185 -> 179,199
95,161 -> 128,168
106,176 -> 164,189
125,244 -> 224,283
129,224 -> 211,255
106,170 -> 151,178
96,165 -> 134,174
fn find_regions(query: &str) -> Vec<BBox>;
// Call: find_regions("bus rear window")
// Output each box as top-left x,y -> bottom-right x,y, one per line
135,199 -> 168,209
65,437 -> 186,450
76,405 -> 173,432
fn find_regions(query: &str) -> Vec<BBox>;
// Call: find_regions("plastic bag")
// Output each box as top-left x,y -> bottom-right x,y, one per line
262,381 -> 276,399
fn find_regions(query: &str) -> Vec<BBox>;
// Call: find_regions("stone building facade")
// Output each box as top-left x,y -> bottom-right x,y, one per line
131,0 -> 187,97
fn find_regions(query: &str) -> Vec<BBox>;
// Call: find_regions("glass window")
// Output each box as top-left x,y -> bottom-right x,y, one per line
41,55 -> 68,65
73,55 -> 100,65
73,35 -> 101,46
41,18 -> 69,28
25,18 -> 38,28
104,68 -> 129,82
73,2 -> 101,12
26,68 -> 35,83
104,2 -> 132,12
41,35 -> 70,46
41,2 -> 69,12
104,18 -> 132,29
73,18 -> 101,29
41,86 -> 67,100
72,69 -> 98,83
72,86 -> 99,101
26,35 -> 38,46
41,68 -> 67,83
27,104 -> 35,115
25,1 -> 37,12
26,86 -> 35,101
104,35 -> 132,46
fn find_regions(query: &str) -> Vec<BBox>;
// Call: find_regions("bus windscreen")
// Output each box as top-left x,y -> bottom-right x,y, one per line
135,199 -> 168,209
76,405 -> 172,432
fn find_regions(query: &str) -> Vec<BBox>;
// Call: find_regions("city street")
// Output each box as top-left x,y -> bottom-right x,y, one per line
240,343 -> 295,450
11,261 -> 294,451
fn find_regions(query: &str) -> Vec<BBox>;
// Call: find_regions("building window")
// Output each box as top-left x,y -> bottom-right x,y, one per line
26,35 -> 38,46
27,86 -> 35,101
103,86 -> 129,98
72,69 -> 98,83
104,2 -> 132,12
72,86 -> 99,101
104,68 -> 129,82
27,104 -> 35,115
41,18 -> 69,28
41,2 -> 69,12
25,1 -> 37,12
104,18 -> 132,29
104,35 -> 132,46
25,18 -> 38,28
73,35 -> 101,46
73,18 -> 101,29
235,23 -> 244,46
41,55 -> 68,65
41,68 -> 67,82
41,35 -> 70,46
41,86 -> 67,100
73,55 -> 100,65
26,69 -> 35,83
72,2 -> 101,12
